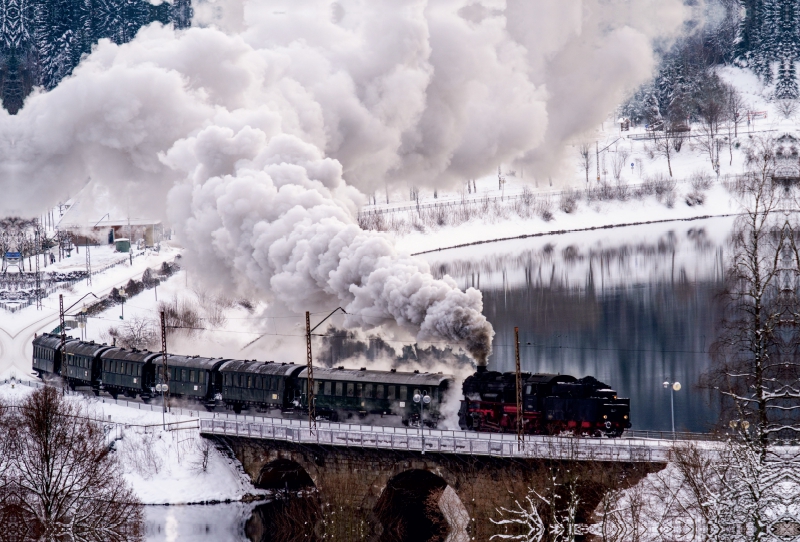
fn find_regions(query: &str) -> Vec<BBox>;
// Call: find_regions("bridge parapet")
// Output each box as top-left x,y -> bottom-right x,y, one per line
199,417 -> 694,463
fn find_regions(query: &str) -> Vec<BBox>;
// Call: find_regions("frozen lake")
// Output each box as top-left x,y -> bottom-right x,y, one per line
421,215 -> 736,433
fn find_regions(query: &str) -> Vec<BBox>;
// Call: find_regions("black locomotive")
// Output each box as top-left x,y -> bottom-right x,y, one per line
32,334 -> 451,425
458,366 -> 631,437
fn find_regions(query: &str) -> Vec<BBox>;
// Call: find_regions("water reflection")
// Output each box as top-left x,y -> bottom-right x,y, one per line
423,217 -> 736,432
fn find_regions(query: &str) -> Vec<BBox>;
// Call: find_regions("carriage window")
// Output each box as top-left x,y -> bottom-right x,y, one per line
356,383 -> 363,398
114,361 -> 119,373
224,374 -> 231,386
388,386 -> 395,400
347,383 -> 355,397
199,372 -> 204,384
182,369 -> 187,382
324,381 -> 332,396
335,382 -> 343,396
365,384 -> 373,399
247,376 -> 252,388
525,385 -> 532,395
399,386 -> 407,401
129,364 -> 134,375
137,366 -> 141,376
189,371 -> 195,383
376,385 -> 384,399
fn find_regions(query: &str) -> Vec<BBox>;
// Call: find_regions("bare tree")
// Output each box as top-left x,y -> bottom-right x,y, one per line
694,74 -> 727,169
651,129 -> 678,177
727,86 -> 746,139
4,387 -> 142,541
578,143 -> 592,184
611,146 -> 630,182
703,137 -> 800,449
107,317 -> 157,350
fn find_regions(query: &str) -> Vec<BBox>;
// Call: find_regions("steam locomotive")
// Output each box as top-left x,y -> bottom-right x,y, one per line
32,334 -> 630,436
458,366 -> 631,437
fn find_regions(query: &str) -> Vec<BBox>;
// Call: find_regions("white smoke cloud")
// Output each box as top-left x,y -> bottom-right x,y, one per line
0,0 -> 689,362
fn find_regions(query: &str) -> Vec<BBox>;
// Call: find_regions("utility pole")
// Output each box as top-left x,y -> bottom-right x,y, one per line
306,311 -> 315,434
59,295 -> 65,354
596,141 -> 600,182
35,227 -> 41,310
128,217 -> 133,266
85,240 -> 91,286
515,326 -> 523,449
161,311 -> 170,424
304,307 -> 347,435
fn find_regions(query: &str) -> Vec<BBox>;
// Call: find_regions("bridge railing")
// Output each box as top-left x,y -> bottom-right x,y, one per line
198,416 -> 698,463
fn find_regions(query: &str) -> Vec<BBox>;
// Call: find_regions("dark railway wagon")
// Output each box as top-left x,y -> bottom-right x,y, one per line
100,348 -> 161,400
63,341 -> 113,393
162,354 -> 229,407
296,366 -> 453,426
32,333 -> 78,377
218,360 -> 304,414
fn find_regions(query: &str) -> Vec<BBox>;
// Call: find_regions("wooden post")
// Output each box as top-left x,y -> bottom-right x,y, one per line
515,326 -> 523,449
306,311 -> 315,434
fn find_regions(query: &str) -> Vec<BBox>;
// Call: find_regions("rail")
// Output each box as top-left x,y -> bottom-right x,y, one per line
10,380 -> 722,460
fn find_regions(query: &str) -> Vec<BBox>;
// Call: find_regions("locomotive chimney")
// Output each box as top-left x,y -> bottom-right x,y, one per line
476,365 -> 487,374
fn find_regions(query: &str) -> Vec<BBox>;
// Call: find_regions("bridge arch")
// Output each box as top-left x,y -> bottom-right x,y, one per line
373,468 -> 468,541
256,458 -> 316,491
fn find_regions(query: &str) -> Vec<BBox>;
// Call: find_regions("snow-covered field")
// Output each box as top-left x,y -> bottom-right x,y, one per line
0,382 -> 261,506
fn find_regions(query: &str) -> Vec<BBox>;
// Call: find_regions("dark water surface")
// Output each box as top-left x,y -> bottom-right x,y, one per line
424,216 -> 735,433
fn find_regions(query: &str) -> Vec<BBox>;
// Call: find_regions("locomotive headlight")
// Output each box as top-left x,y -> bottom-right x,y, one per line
613,395 -> 617,399
603,415 -> 607,419
624,415 -> 628,420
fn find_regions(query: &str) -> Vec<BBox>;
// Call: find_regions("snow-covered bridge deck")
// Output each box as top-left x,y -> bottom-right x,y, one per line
199,416 -> 699,463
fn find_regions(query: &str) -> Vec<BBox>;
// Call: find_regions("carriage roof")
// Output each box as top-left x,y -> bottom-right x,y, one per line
33,333 -> 78,351
299,366 -> 453,387
219,360 -> 304,377
166,354 -> 230,371
100,348 -> 162,364
64,340 -> 113,358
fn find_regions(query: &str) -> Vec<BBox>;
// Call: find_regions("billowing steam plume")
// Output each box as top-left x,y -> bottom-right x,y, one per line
0,1 -> 688,363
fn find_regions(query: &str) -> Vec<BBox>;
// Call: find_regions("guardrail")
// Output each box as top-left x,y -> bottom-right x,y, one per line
199,417 -> 683,462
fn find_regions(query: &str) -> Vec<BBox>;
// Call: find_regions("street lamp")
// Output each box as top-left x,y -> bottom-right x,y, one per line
413,390 -> 431,454
119,288 -> 127,320
663,380 -> 681,436
155,381 -> 169,429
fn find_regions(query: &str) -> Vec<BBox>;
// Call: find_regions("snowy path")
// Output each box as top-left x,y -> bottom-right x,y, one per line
0,248 -> 180,379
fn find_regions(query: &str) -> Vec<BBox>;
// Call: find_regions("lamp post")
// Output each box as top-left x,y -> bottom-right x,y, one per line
663,380 -> 681,436
119,288 -> 126,320
413,390 -> 431,454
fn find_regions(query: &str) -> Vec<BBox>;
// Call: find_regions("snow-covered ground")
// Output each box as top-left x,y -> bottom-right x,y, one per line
0,244 -> 181,380
0,382 -> 261,506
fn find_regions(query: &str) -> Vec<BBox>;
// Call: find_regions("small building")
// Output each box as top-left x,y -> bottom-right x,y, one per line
62,219 -> 165,248
773,132 -> 800,186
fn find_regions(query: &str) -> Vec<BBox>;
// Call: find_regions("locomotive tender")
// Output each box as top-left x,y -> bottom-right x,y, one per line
32,334 -> 630,436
